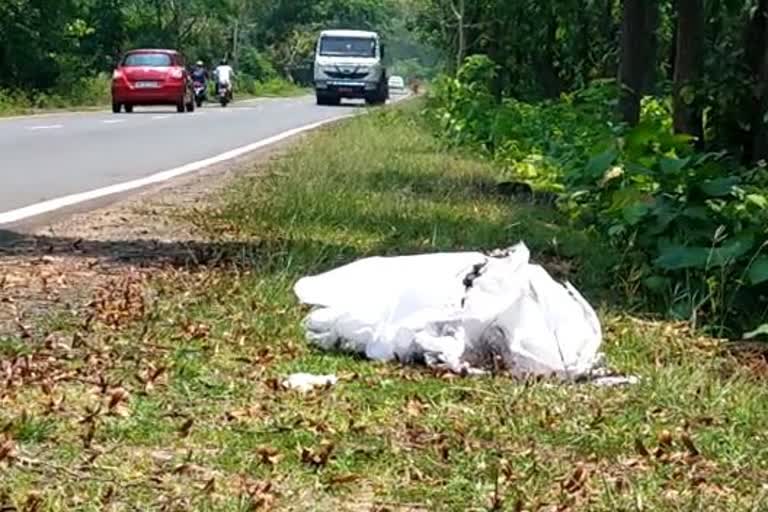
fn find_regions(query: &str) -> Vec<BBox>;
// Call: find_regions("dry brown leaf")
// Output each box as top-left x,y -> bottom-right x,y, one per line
680,432 -> 700,457
328,473 -> 359,486
107,387 -> 130,411
301,440 -> 334,467
23,491 -> 43,512
634,437 -> 651,458
178,418 -> 194,438
561,464 -> 588,494
658,430 -> 674,450
256,446 -> 281,466
0,437 -> 17,463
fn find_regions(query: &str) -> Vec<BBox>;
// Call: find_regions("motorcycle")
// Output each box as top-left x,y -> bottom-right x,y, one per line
193,81 -> 207,107
217,80 -> 232,107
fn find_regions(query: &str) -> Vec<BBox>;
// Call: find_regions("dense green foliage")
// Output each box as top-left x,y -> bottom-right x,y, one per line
0,0 -> 436,110
429,55 -> 768,334
416,1 -> 768,334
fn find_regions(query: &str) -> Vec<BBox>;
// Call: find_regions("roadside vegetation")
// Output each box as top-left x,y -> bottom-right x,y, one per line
411,1 -> 768,337
0,77 -> 304,117
0,0 -> 436,117
2,106 -> 768,511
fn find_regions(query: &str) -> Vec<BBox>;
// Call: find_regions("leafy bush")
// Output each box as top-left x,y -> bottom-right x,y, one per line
429,59 -> 768,334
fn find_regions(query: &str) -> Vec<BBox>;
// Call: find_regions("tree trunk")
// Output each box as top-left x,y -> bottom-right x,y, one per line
537,14 -> 561,98
451,0 -> 466,70
672,0 -> 704,141
618,0 -> 655,126
643,2 -> 660,93
746,0 -> 768,162
667,0 -> 678,80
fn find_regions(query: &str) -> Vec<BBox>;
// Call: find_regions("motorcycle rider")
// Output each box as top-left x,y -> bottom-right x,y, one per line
191,60 -> 209,100
214,58 -> 235,98
191,60 -> 208,84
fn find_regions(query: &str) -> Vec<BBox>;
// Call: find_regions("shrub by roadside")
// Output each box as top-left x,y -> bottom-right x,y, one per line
428,55 -> 768,336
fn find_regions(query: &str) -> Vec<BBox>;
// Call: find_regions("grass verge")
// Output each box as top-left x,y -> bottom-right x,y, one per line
1,105 -> 768,511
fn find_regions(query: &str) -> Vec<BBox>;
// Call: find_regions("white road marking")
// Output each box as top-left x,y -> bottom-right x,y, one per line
152,115 -> 171,120
103,119 -> 125,124
0,114 -> 354,225
27,124 -> 63,131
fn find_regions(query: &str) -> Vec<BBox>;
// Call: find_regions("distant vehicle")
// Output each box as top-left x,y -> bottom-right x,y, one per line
192,79 -> 207,107
388,75 -> 405,92
111,49 -> 195,114
218,81 -> 233,107
313,29 -> 389,106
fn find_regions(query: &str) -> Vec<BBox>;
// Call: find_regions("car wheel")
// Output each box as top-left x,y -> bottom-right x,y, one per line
112,102 -> 121,114
316,94 -> 338,106
124,104 -> 134,113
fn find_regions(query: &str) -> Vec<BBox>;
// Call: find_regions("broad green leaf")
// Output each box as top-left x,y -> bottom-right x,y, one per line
659,157 -> 690,174
608,224 -> 625,237
608,187 -> 645,212
744,324 -> 768,340
699,176 -> 740,197
658,131 -> 696,150
654,245 -> 709,270
748,256 -> 768,285
586,148 -> 617,179
709,234 -> 755,266
643,275 -> 671,292
625,123 -> 656,154
622,202 -> 650,225
746,194 -> 768,209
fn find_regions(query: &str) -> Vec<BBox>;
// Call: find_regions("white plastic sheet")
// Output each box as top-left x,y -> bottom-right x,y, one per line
294,243 -> 605,379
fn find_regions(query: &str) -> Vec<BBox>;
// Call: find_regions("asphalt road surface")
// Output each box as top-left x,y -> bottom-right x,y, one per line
0,95 -> 379,225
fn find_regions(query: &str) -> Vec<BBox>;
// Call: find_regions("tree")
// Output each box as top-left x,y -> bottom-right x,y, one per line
745,0 -> 768,162
672,0 -> 704,141
618,0 -> 657,125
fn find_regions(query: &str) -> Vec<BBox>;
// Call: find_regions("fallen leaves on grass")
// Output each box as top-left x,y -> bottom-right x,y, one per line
239,478 -> 277,510
300,440 -> 334,468
256,445 -> 282,466
178,418 -> 195,438
0,435 -> 18,464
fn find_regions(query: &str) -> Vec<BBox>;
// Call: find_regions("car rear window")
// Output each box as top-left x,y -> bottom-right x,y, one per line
123,53 -> 173,67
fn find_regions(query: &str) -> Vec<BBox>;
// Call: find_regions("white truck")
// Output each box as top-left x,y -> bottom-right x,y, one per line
313,29 -> 389,106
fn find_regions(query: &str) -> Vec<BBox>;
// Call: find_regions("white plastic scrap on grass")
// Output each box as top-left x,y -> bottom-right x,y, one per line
293,242 -> 611,381
283,373 -> 338,392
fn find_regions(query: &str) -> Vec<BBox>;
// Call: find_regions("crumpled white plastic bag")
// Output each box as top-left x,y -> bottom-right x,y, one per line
294,243 -> 604,379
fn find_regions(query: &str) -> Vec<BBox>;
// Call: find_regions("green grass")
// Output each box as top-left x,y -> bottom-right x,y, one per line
1,105 -> 768,511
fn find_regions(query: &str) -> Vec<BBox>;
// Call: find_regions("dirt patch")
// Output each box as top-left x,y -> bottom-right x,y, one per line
0,139 -> 299,336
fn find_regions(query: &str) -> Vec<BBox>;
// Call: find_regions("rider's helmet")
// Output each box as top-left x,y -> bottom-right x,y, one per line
196,60 -> 203,67
220,58 -> 228,65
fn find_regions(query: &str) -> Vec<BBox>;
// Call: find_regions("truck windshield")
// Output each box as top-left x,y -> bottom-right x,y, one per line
319,37 -> 376,58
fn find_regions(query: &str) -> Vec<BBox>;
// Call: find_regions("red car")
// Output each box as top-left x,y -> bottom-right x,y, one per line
111,49 -> 195,114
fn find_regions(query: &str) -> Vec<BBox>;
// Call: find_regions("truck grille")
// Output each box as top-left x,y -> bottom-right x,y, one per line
325,70 -> 368,80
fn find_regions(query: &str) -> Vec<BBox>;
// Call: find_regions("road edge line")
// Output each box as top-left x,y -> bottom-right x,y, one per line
0,113 -> 353,225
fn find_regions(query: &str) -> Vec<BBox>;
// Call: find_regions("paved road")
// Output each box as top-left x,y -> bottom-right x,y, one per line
0,95 -> 371,224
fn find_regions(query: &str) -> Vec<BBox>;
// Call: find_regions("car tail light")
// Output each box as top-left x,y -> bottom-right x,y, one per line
169,68 -> 184,80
